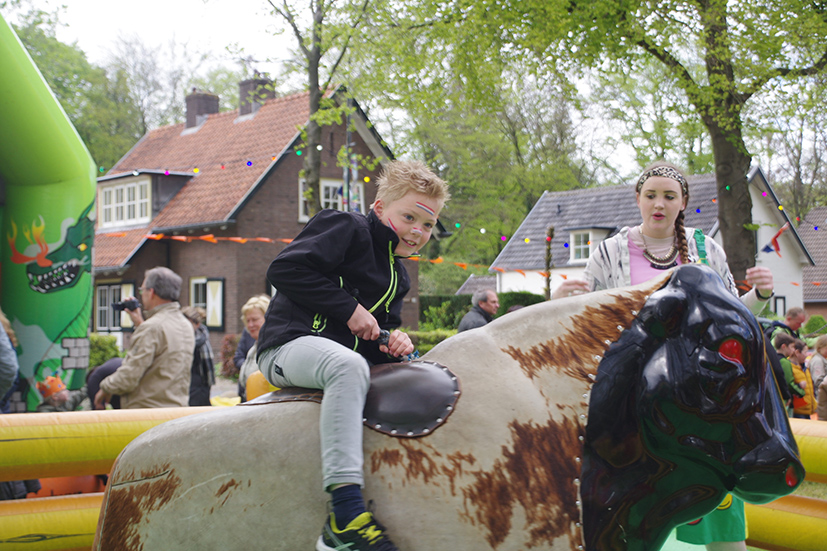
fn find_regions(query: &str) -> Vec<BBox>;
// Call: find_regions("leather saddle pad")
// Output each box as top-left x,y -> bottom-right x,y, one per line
240,360 -> 461,438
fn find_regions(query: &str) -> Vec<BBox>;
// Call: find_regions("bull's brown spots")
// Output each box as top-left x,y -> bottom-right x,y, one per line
370,440 -> 443,485
97,463 -> 182,551
503,291 -> 649,383
461,416 -> 585,549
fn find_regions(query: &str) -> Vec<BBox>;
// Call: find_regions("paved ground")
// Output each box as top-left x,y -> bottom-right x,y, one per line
211,376 -> 239,398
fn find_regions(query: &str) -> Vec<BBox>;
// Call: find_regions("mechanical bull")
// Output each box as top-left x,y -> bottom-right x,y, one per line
93,264 -> 803,551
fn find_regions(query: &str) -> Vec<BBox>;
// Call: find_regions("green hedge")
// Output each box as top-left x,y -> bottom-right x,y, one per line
407,329 -> 457,355
419,291 -> 546,331
804,315 -> 827,336
89,333 -> 123,370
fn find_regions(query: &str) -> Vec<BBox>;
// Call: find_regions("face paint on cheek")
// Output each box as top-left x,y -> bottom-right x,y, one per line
386,218 -> 399,232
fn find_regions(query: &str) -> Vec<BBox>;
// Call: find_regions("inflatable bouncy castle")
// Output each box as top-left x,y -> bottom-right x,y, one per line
0,12 -> 96,410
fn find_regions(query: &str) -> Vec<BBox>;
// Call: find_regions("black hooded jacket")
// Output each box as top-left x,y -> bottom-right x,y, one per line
257,209 -> 410,366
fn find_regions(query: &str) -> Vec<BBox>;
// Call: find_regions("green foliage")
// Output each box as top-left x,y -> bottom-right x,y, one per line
407,328 -> 457,355
497,291 -> 545,315
804,315 -> 827,336
419,291 -> 546,331
89,334 -> 123,371
11,9 -> 144,170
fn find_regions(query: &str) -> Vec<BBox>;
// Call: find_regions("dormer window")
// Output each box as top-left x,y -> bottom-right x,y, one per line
99,178 -> 151,228
571,231 -> 591,262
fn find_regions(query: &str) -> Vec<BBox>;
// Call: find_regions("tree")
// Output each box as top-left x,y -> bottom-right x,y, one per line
367,0 -> 827,281
266,0 -> 371,215
9,5 -> 144,170
748,77 -> 827,222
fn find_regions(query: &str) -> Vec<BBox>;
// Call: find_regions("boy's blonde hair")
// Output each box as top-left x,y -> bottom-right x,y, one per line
373,160 -> 450,211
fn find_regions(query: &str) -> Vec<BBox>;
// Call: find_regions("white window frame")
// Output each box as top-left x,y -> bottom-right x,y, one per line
570,231 -> 591,263
96,283 -> 134,331
99,178 -> 151,229
190,277 -> 225,331
299,178 -> 366,222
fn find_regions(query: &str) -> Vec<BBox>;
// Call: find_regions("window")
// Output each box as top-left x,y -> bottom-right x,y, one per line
299,178 -> 365,222
99,179 -> 151,228
95,283 -> 133,331
571,231 -> 591,262
190,277 -> 225,331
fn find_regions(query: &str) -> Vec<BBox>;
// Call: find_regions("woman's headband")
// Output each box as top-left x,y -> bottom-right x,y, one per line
635,166 -> 689,196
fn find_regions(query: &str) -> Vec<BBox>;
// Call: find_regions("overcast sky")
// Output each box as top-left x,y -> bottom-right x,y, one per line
4,0 -> 291,74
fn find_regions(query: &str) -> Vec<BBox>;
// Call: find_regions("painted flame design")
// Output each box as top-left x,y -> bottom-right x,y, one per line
8,216 -> 52,267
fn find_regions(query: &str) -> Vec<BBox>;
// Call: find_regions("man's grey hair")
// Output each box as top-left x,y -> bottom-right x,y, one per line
143,266 -> 183,301
472,289 -> 495,307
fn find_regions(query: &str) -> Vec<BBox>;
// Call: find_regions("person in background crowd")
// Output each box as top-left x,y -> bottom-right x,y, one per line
808,334 -> 827,393
0,307 -> 41,500
95,267 -> 194,409
87,357 -> 123,410
182,306 -> 215,406
552,161 -> 775,551
457,289 -> 499,333
789,339 -> 815,419
775,333 -> 805,412
36,375 -> 89,412
237,294 -> 270,401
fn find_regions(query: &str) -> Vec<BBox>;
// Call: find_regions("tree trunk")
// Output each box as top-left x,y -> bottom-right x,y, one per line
707,122 -> 754,284
304,84 -> 322,215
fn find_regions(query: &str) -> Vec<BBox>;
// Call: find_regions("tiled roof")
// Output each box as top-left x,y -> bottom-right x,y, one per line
455,274 -> 497,295
109,91 -> 312,229
94,228 -> 148,270
801,206 -> 827,302
491,174 -> 720,271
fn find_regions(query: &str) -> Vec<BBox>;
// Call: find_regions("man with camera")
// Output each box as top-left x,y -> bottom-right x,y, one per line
95,267 -> 195,409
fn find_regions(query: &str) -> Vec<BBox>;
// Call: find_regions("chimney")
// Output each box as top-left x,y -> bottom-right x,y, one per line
185,89 -> 220,128
239,77 -> 275,116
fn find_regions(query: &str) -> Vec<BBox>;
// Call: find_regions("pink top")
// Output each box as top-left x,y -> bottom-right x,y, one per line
628,240 -> 683,285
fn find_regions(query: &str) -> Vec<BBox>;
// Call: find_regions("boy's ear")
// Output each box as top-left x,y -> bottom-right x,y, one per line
373,199 -> 384,216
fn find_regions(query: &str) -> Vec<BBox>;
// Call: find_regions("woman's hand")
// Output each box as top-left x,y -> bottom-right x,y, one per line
551,279 -> 590,299
745,266 -> 774,296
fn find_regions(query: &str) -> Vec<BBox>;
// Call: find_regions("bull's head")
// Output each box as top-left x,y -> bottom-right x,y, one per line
581,264 -> 804,551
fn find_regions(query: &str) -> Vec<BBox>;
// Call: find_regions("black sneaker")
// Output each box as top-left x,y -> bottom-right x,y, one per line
315,511 -> 399,551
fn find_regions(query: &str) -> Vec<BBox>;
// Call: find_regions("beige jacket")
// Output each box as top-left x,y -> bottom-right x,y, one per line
100,302 -> 195,409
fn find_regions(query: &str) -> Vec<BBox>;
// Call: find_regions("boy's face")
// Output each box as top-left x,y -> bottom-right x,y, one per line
374,192 -> 442,257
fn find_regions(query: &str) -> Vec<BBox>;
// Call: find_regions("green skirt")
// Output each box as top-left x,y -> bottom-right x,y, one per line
675,494 -> 746,544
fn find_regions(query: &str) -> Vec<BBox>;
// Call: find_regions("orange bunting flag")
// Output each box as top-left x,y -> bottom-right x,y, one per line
560,274 -> 568,280
145,234 -> 164,240
455,263 -> 468,270
104,232 -> 127,237
814,282 -> 822,286
792,282 -> 800,286
199,235 -> 218,243
515,269 -> 526,277
492,267 -> 506,273
229,237 -> 248,243
171,236 -> 189,242
538,271 -> 550,278
430,257 -> 444,264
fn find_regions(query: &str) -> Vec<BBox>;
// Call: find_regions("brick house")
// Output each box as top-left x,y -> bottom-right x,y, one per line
92,81 -> 420,356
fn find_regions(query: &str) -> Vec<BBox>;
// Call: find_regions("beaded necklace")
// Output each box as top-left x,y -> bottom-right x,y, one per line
640,231 -> 679,269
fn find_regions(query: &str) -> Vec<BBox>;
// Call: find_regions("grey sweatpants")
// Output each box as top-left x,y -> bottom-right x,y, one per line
258,336 -> 370,491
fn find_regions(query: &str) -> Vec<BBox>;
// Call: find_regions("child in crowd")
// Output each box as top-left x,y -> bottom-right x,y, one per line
36,375 -> 89,412
256,160 -> 450,551
789,339 -> 815,419
775,333 -> 805,414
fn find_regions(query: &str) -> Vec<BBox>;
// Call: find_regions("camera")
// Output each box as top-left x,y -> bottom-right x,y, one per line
111,299 -> 140,312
